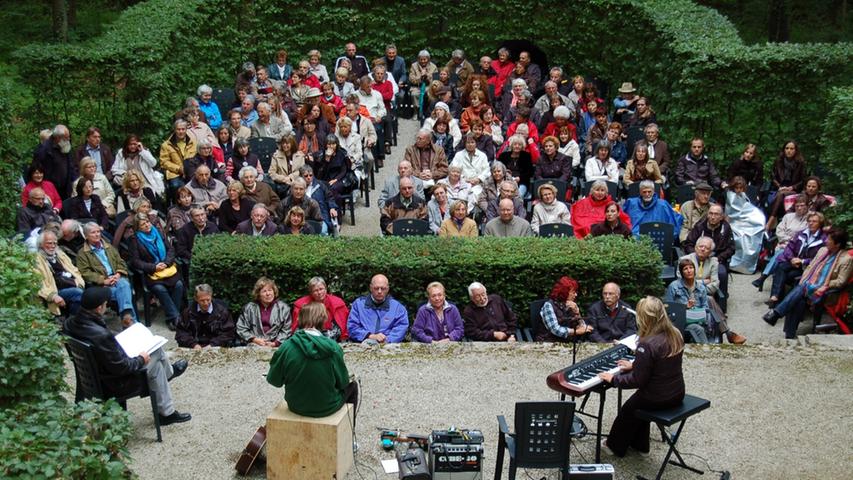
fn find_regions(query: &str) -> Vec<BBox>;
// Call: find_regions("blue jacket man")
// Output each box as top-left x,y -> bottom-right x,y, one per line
623,181 -> 683,238
347,274 -> 409,343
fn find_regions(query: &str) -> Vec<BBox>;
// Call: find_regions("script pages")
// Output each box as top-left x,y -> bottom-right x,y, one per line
115,323 -> 167,357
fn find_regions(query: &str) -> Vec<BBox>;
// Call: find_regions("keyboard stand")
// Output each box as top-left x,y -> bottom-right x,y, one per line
558,384 -> 622,463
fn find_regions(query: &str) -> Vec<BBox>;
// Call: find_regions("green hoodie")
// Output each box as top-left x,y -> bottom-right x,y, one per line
267,329 -> 349,417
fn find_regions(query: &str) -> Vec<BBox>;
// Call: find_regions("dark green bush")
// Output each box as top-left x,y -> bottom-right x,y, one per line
0,238 -> 41,310
0,307 -> 66,406
820,87 -> 853,233
0,398 -> 133,479
191,235 -> 664,322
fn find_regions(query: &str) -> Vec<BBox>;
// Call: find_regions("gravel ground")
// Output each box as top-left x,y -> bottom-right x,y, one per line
64,119 -> 853,479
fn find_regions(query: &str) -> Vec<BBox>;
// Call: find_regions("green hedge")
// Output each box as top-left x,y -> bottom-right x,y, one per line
819,87 -> 853,233
190,235 -> 664,321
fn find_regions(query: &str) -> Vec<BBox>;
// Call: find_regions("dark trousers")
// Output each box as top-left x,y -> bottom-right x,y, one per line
770,261 -> 802,298
718,262 -> 729,299
342,380 -> 359,428
775,284 -> 809,338
606,392 -> 683,457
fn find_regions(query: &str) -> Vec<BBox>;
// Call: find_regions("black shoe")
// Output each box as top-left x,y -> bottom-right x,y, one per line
751,276 -> 766,291
166,319 -> 177,331
159,411 -> 192,426
384,143 -> 392,155
168,359 -> 188,381
375,158 -> 384,168
762,310 -> 779,326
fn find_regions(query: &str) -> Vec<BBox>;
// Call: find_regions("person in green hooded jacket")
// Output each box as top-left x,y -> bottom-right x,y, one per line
267,301 -> 359,420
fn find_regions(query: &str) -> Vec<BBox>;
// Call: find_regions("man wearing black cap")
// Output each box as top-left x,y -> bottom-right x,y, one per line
64,287 -> 192,426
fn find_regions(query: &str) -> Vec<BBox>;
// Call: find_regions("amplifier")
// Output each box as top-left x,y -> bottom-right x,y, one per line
430,429 -> 484,445
569,463 -> 615,479
429,441 -> 483,480
397,447 -> 430,480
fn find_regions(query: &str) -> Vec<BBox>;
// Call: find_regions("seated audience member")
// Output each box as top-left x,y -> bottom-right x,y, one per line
63,179 -> 110,232
798,176 -> 833,213
462,282 -> 517,341
74,127 -> 114,181
678,182 -> 713,243
404,128 -> 449,189
335,116 -> 363,174
675,138 -> 725,189
477,162 -> 518,217
280,206 -> 315,235
183,108 -> 218,153
269,49 -> 292,82
175,206 -> 220,262
584,139 -> 620,184
460,91 -> 488,134
59,219 -> 85,261
612,82 -> 638,123
183,140 -> 226,184
127,213 -> 185,330
664,258 -> 712,343
571,180 -> 631,238
752,195 -> 810,291
542,105 -> 578,144
439,200 -> 478,237
159,119 -> 196,197
604,122 -> 627,168
587,283 -> 637,343
536,84 -> 571,119
683,204 -> 734,298
485,180 -> 526,222
536,276 -> 594,342
291,277 -> 349,341
72,157 -> 115,217
439,165 -> 473,212
176,284 -> 236,349
583,107 -> 609,157
535,136 -> 573,185
235,203 -> 278,236
763,229 -> 851,339
530,183 -> 571,235
113,197 -> 165,249
450,133 -> 490,199
112,134 -> 165,197
408,49 -> 438,100
622,180 -> 683,238
380,177 -> 428,235
624,142 -> 662,186
460,119 -> 497,163
597,296 -> 682,458
412,282 -> 465,343
497,135 -> 534,197
240,166 -> 280,214
238,94 -> 259,127
727,143 -> 763,187
35,230 -> 84,316
196,85 -> 222,130
237,277 -> 292,347
302,166 -> 340,231
347,274 -> 409,344
642,124 -> 671,175
590,201 -> 632,238
76,222 -> 136,325
116,169 -> 159,214
227,110 -> 252,141
277,176 -> 325,231
764,140 -> 807,230
725,176 -> 766,274
64,287 -> 191,426
186,165 -> 227,216
217,182 -> 254,233
18,187 -> 62,236
312,134 -> 352,203
227,139 -> 264,182
268,135 -> 305,198
321,82 -> 345,114
378,161 -> 425,210
427,183 -> 451,234
267,301 -> 360,422
484,198 -> 533,237
767,211 -> 827,307
251,101 -> 292,142
21,163 -> 62,214
685,237 -> 745,343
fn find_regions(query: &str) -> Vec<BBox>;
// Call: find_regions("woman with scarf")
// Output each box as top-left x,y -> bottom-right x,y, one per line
535,276 -> 594,342
530,183 -> 571,235
35,229 -> 84,316
296,118 -> 326,157
128,213 -> 185,330
112,134 -> 165,197
763,228 -> 851,339
113,196 -> 165,251
438,200 -> 478,238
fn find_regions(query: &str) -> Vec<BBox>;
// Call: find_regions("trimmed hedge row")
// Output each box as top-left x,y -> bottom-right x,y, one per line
190,235 -> 664,321
819,87 -> 853,233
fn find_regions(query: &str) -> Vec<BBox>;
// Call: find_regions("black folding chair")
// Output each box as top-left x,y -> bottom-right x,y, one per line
211,88 -> 236,111
306,220 -> 324,235
626,181 -> 642,198
635,395 -> 711,480
64,335 -> 162,442
495,401 -> 576,480
538,223 -> 573,238
583,180 -> 619,200
391,218 -> 431,237
638,222 -> 678,285
675,184 -> 696,205
248,137 -> 277,173
524,299 -> 548,342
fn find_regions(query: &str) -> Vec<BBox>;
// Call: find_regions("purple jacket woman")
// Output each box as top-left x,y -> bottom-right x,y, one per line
412,302 -> 465,343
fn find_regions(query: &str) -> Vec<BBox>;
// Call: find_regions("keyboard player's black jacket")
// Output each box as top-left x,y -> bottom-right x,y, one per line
611,333 -> 684,403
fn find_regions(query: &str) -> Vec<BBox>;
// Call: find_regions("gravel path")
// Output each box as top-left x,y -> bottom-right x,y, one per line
70,119 -> 853,479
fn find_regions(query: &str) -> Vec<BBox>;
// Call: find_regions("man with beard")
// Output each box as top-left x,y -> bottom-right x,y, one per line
34,124 -> 75,198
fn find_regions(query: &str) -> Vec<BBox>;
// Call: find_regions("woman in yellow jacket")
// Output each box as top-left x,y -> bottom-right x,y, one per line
159,119 -> 197,199
439,200 -> 478,237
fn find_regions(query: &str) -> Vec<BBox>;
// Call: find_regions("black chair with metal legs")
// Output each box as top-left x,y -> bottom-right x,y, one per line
495,401 -> 575,480
634,394 -> 711,480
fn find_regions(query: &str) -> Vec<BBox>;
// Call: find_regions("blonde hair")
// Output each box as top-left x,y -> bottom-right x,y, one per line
122,169 -> 147,193
636,296 -> 683,357
298,301 -> 328,329
252,277 -> 279,303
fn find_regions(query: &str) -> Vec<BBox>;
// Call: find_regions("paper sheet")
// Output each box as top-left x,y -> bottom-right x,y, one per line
618,334 -> 639,351
381,459 -> 399,474
115,323 -> 167,357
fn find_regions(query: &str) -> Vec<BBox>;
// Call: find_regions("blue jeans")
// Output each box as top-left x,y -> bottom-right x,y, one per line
150,280 -> 185,322
771,261 -> 801,299
59,287 -> 83,315
111,276 -> 137,321
774,284 -> 808,338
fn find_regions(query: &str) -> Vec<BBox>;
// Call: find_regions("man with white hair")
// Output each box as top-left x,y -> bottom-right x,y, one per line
403,128 -> 449,188
533,80 -> 571,115
240,166 -> 279,214
33,124 -> 75,198
197,84 -> 222,129
408,50 -> 438,105
462,282 -> 517,342
622,180 -> 683,238
235,203 -> 278,236
17,187 -> 61,236
378,160 -> 425,209
175,205 -> 219,262
75,222 -> 137,325
380,177 -> 427,235
250,101 -> 291,141
585,283 -> 637,343
445,49 -> 474,88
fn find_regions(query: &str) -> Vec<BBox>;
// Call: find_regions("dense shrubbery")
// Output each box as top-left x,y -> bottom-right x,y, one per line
820,87 -> 853,234
0,86 -> 30,236
191,235 -> 665,320
0,239 -> 133,477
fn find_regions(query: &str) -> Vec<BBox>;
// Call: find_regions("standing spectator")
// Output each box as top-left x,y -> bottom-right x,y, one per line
74,127 -> 114,182
334,42 -> 369,79
347,274 -> 409,344
34,124 -> 75,198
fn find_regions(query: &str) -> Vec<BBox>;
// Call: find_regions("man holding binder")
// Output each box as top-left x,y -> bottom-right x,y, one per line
64,287 -> 192,426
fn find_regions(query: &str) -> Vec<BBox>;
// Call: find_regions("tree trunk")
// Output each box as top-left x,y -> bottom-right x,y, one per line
768,0 -> 790,42
68,0 -> 77,28
51,0 -> 68,42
